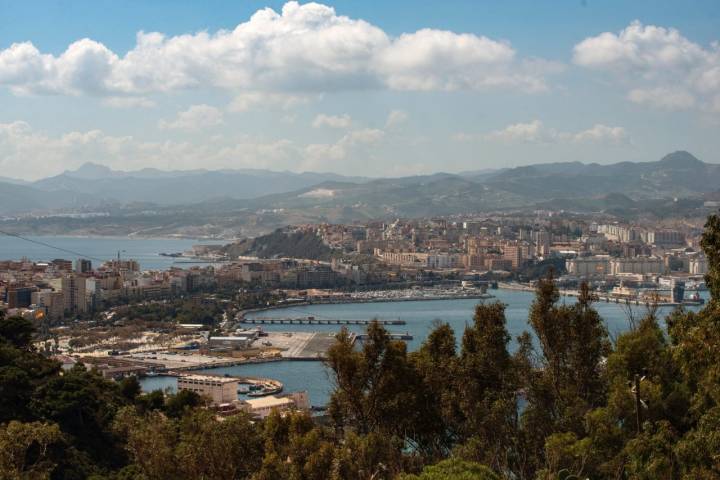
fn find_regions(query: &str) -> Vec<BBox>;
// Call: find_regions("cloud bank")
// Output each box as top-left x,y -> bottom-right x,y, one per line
573,21 -> 720,112
456,120 -> 629,145
0,1 -> 554,98
0,121 -> 391,180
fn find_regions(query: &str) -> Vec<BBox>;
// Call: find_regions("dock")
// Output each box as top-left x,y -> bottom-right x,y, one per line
356,333 -> 413,341
559,290 -> 703,307
241,318 -> 406,325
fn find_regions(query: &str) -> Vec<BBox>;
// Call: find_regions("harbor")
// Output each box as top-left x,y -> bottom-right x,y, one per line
498,282 -> 705,307
139,288 -> 709,406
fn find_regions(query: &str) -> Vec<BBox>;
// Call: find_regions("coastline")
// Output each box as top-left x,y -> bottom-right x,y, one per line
0,233 -> 231,242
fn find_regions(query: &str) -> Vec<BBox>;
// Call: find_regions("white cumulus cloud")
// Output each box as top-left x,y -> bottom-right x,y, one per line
573,21 -> 720,112
0,121 -> 395,180
101,96 -> 156,109
227,91 -> 314,112
0,1 -> 555,99
458,120 -> 628,145
385,109 -> 408,127
571,124 -> 628,144
484,120 -> 550,143
312,113 -> 352,129
303,128 -> 385,169
0,120 -> 300,179
627,87 -> 697,110
158,104 -> 224,131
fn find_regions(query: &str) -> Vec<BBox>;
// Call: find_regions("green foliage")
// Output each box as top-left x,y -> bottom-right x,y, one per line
701,214 -> 720,304
118,376 -> 142,402
31,364 -> 128,469
454,303 -> 518,471
398,458 -> 499,480
163,389 -> 204,418
122,298 -> 224,325
0,317 -> 59,423
517,257 -> 568,281
0,420 -> 63,480
114,406 -> 264,480
227,228 -> 332,260
326,321 -> 438,460
0,315 -> 34,349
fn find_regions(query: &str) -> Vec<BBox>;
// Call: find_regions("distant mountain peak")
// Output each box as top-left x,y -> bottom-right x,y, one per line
658,151 -> 703,167
65,162 -> 117,179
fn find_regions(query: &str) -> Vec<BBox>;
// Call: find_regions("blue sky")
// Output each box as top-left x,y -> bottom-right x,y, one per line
1,0 -> 719,179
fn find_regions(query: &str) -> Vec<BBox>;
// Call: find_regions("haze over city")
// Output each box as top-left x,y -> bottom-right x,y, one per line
1,0 -> 719,179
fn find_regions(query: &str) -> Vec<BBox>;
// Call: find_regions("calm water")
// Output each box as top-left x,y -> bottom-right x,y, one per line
0,235 -> 224,270
141,289 -> 709,406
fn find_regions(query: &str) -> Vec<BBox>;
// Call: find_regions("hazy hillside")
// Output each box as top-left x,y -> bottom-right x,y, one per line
23,163 -> 371,206
228,151 -> 718,217
223,229 -> 332,260
484,151 -> 720,199
2,151 -> 718,233
0,182 -> 106,215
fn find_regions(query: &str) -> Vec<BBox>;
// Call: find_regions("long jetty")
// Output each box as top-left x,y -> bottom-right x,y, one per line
357,333 -> 413,341
241,317 -> 406,326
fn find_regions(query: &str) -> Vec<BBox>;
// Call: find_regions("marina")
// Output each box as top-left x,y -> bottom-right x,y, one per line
142,288 -> 710,406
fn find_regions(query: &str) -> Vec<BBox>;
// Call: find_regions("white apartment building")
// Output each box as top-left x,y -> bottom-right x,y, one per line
566,256 -> 610,277
647,230 -> 685,247
374,250 -> 462,269
609,257 -> 664,275
177,374 -> 238,405
597,224 -> 640,243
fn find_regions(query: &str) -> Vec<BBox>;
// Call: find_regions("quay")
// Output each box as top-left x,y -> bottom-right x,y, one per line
356,333 -> 413,341
557,289 -> 703,307
242,317 -> 406,325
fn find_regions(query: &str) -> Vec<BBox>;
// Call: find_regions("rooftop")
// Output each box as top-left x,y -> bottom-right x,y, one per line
244,396 -> 294,409
178,374 -> 238,384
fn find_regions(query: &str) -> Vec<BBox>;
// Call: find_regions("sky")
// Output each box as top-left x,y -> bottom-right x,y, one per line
1,0 -> 719,180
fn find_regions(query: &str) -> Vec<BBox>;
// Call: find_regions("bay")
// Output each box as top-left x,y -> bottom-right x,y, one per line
18,237 -> 705,408
0,235 -> 223,270
142,289 -> 709,407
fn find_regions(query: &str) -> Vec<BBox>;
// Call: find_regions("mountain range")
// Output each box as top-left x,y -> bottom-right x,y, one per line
1,151 -> 719,236
0,164 -> 369,215
193,150 -> 720,217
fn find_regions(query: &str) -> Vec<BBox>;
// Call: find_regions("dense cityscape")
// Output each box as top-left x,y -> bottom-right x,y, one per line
0,211 -> 715,422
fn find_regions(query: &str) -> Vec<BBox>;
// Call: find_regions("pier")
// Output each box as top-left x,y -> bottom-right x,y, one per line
356,333 -> 413,341
241,317 -> 406,325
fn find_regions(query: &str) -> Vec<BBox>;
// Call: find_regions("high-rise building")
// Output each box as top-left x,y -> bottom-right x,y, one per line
62,274 -> 88,314
533,230 -> 551,257
7,285 -> 35,308
51,259 -> 73,272
75,258 -> 92,274
31,290 -> 65,321
503,244 -> 524,269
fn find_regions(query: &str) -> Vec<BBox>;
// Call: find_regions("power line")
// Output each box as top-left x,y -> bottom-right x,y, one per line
0,230 -> 106,263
